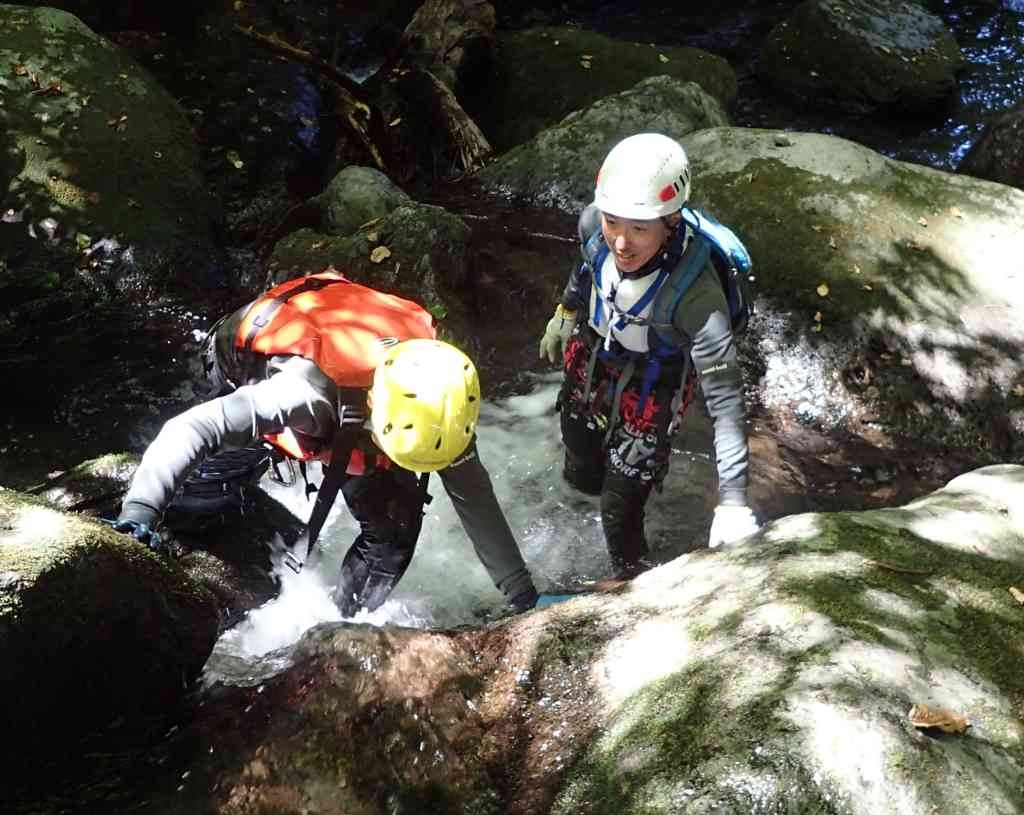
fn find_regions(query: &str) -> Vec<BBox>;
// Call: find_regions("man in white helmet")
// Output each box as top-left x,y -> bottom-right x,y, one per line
538,132 -> 758,576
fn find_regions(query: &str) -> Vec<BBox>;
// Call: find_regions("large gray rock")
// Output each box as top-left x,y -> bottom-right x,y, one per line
0,488 -> 219,767
759,0 -> 963,115
81,465 -> 1024,815
680,126 -> 1024,457
475,75 -> 729,212
0,5 -> 216,307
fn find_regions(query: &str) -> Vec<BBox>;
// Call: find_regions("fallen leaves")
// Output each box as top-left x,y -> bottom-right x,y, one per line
816,282 -> 830,297
908,704 -> 970,735
658,54 -> 670,63
370,246 -> 392,264
1009,586 -> 1024,605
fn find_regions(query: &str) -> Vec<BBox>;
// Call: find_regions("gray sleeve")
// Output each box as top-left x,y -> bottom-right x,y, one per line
436,439 -> 536,603
674,266 -> 749,505
119,356 -> 337,527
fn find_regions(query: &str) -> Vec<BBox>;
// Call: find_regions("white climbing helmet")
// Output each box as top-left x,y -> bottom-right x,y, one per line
594,133 -> 691,220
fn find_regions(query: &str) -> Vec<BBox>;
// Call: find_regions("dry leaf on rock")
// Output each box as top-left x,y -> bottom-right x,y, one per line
370,246 -> 392,264
908,704 -> 970,734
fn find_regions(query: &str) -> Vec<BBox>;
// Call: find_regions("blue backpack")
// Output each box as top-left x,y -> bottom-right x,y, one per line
674,207 -> 755,336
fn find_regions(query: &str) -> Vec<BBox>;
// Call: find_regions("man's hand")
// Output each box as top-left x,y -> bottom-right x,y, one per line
538,305 -> 577,365
109,518 -> 167,553
708,505 -> 759,549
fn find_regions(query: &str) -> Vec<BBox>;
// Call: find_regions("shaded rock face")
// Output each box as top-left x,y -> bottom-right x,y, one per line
959,98 -> 1024,190
474,25 -> 737,154
318,165 -> 412,237
759,0 -> 963,116
112,465 -> 1024,815
0,5 -> 217,312
0,489 -> 219,768
679,126 -> 1024,458
475,75 -> 729,211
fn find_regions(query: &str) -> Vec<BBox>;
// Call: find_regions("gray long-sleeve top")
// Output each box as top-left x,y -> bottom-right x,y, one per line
560,205 -> 749,505
119,354 -> 536,603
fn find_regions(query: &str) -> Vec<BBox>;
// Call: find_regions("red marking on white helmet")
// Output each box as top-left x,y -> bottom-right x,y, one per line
658,184 -> 676,202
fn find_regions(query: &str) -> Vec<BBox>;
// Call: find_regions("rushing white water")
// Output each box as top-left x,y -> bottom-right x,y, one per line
204,372 -> 719,683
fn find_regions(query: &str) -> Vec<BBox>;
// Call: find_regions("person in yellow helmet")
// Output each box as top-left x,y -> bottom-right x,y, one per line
114,269 -> 539,615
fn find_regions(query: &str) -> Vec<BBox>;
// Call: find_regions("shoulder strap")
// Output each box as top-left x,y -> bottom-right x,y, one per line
242,275 -> 349,352
649,231 -> 711,344
283,425 -> 360,574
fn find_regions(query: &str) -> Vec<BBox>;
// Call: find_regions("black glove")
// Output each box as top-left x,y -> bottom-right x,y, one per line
509,588 -> 539,613
109,518 -> 166,553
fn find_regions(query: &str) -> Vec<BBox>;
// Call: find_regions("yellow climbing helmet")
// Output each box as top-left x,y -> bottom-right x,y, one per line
369,339 -> 481,472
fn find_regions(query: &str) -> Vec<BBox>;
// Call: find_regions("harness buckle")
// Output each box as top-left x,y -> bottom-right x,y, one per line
283,550 -> 304,574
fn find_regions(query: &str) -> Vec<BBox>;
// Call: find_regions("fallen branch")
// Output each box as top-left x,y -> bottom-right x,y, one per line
232,24 -> 387,173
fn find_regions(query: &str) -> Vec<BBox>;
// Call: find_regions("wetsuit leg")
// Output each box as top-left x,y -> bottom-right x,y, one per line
333,467 -> 425,616
558,333 -> 609,496
600,378 -> 676,577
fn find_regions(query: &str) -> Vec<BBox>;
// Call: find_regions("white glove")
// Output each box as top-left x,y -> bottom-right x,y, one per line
538,305 -> 578,364
708,505 -> 759,549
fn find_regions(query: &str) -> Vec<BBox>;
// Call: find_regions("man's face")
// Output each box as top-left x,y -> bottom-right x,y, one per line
600,212 -> 672,274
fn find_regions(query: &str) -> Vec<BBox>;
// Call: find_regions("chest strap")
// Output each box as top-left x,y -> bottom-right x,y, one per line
283,424 -> 359,574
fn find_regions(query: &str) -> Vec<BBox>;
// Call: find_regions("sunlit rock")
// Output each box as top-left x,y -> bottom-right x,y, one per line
104,464 -> 1024,815
680,125 -> 1024,457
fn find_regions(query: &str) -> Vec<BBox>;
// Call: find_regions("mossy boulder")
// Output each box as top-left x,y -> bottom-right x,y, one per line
267,202 -> 473,340
317,165 -> 413,237
26,450 -> 302,628
550,464 -> 1024,814
959,98 -> 1024,191
475,75 -> 729,212
87,465 -> 1024,815
0,488 -> 219,767
680,126 -> 1024,456
473,25 -> 737,153
759,0 -> 963,116
0,4 -> 217,314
